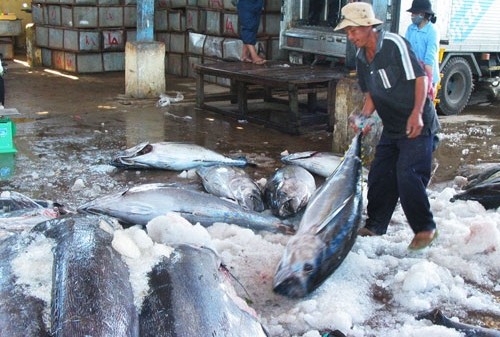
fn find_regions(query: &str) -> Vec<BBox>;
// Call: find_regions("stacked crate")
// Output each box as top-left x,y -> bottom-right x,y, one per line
31,0 -> 285,75
31,0 -> 136,73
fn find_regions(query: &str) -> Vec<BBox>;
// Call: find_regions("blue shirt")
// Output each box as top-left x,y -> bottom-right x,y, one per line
356,30 -> 440,139
405,22 -> 440,85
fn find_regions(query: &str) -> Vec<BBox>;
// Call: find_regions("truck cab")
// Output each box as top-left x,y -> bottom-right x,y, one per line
280,0 -> 500,115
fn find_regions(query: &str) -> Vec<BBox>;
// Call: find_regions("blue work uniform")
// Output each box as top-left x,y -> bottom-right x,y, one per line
405,21 -> 440,85
237,0 -> 263,45
356,30 -> 440,235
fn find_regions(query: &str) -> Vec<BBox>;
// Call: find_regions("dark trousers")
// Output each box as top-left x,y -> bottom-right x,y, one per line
365,134 -> 436,235
237,0 -> 263,45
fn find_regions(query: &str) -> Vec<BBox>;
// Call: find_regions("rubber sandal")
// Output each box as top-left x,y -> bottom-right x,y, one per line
408,230 -> 438,251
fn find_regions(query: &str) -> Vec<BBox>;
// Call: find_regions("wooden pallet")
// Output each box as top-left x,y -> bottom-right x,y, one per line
194,61 -> 346,134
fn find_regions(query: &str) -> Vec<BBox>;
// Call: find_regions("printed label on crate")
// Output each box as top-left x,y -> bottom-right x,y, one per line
103,30 -> 125,50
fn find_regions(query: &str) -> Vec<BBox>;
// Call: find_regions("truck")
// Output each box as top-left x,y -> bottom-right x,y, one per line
279,0 -> 500,115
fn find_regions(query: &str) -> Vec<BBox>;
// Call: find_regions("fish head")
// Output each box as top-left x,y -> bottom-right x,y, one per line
273,233 -> 327,298
274,187 -> 311,218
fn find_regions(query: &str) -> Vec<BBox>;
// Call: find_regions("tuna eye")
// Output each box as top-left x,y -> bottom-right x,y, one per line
303,263 -> 314,274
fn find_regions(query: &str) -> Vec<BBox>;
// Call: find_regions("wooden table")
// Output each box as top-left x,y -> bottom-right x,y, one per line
194,61 -> 346,134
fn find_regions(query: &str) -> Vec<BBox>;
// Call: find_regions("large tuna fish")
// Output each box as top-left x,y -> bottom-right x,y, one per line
78,183 -> 292,234
140,244 -> 268,337
264,165 -> 316,218
0,233 -> 50,337
273,134 -> 363,298
0,191 -> 67,238
281,151 -> 343,177
110,141 -> 248,170
196,165 -> 265,212
33,214 -> 139,337
451,165 -> 500,210
417,309 -> 500,337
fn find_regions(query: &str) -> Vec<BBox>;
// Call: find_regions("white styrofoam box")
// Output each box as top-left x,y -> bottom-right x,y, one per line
124,6 -> 137,28
263,12 -> 280,36
186,7 -> 206,32
63,29 -> 101,51
0,42 -> 14,60
216,76 -> 231,87
47,5 -> 61,26
187,55 -> 201,78
155,9 -> 168,31
201,56 -> 221,84
62,6 -> 98,28
74,53 -> 105,73
156,32 -> 169,46
203,35 -> 224,58
156,0 -> 170,9
48,27 -> 64,49
205,10 -> 222,35
103,52 -> 124,71
0,19 -> 22,37
52,50 -> 66,71
165,52 -> 188,77
268,36 -> 287,60
98,0 -> 120,5
103,29 -> 125,51
41,48 -> 52,66
188,32 -> 206,55
35,26 -> 49,47
168,9 -> 185,32
31,4 -> 46,25
99,7 -> 124,28
208,0 -> 224,9
222,11 -> 238,37
222,0 -> 236,11
264,0 -> 281,12
197,0 -> 209,8
126,29 -> 136,42
222,37 -> 242,61
74,0 -> 98,4
170,0 -> 196,7
169,32 -> 187,54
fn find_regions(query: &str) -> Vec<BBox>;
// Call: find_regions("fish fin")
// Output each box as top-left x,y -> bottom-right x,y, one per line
315,194 -> 353,235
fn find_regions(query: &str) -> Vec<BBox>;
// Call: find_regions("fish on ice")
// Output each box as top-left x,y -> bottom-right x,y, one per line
110,141 -> 248,171
264,165 -> 316,218
196,165 -> 265,212
273,134 -> 364,298
77,183 -> 293,234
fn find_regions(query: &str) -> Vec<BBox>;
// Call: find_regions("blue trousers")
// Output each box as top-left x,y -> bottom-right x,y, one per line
237,0 -> 263,45
365,134 -> 437,235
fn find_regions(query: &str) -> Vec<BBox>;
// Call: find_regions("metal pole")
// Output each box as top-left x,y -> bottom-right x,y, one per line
136,0 -> 154,42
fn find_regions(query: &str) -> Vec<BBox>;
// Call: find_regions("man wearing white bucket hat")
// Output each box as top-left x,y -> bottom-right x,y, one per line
335,2 -> 440,250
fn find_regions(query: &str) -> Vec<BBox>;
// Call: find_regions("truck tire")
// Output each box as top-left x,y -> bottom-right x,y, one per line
437,57 -> 473,115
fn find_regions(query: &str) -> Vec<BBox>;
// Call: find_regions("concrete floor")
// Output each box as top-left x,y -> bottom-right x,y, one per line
2,56 -> 500,210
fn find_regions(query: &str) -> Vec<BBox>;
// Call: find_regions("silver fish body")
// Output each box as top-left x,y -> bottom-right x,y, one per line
273,134 -> 363,298
264,165 -> 316,218
110,141 -> 247,170
0,233 -> 50,337
416,309 -> 500,337
451,166 -> 500,210
34,214 -> 139,337
281,151 -> 343,177
140,244 -> 269,337
78,183 -> 291,234
196,165 -> 265,212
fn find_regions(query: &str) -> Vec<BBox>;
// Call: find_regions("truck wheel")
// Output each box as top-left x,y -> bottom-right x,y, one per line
437,57 -> 473,115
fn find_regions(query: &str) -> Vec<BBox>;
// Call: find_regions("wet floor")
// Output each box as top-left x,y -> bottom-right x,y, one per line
1,58 -> 499,210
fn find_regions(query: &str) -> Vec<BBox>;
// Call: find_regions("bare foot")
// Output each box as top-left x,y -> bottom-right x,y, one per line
252,58 -> 267,65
